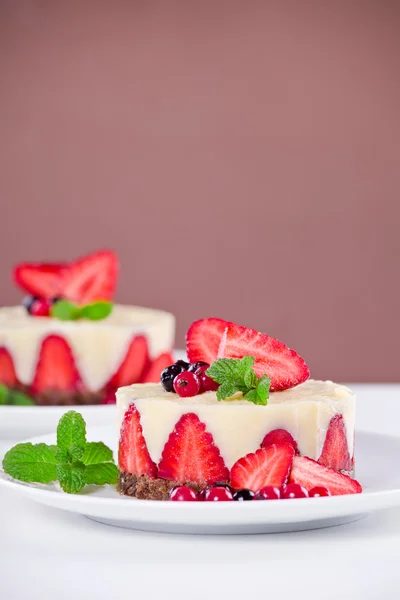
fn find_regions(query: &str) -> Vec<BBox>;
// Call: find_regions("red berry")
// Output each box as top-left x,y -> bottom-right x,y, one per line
282,483 -> 308,499
102,390 -> 116,404
169,486 -> 199,501
309,486 -> 331,498
29,298 -> 52,317
203,486 -> 233,502
255,486 -> 281,500
173,371 -> 201,397
196,366 -> 219,393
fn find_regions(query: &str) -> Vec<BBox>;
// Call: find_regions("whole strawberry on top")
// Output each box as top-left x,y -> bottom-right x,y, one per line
116,317 -> 361,501
0,250 -> 175,406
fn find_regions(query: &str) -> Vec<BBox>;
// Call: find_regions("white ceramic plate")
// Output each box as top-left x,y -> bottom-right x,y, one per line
0,350 -> 186,440
1,428 -> 400,535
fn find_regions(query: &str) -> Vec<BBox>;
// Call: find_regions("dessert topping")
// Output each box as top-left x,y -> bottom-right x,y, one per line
281,483 -> 309,499
161,362 -> 188,393
0,383 -> 34,406
289,455 -> 362,496
255,485 -> 281,500
2,411 -> 118,493
261,429 -> 299,454
173,371 -> 201,397
50,299 -> 113,321
309,486 -> 331,498
232,489 -> 255,501
206,356 -> 270,404
187,317 -> 310,392
202,486 -> 234,502
31,335 -> 81,394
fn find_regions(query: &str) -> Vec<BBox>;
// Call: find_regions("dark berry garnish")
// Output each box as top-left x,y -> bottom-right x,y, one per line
255,486 -> 281,500
203,486 -> 233,502
173,371 -> 201,397
23,296 -> 51,317
308,486 -> 330,498
282,483 -> 308,499
175,360 -> 190,370
160,363 -> 186,392
232,489 -> 255,501
50,296 -> 64,305
169,486 -> 199,501
188,361 -> 209,372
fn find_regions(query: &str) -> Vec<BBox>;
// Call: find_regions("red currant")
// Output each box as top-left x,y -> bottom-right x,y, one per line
173,371 -> 201,397
203,486 -> 233,502
282,483 -> 308,499
255,486 -> 281,500
30,298 -> 52,317
169,486 -> 199,501
309,486 -> 331,498
102,390 -> 116,404
195,365 -> 219,393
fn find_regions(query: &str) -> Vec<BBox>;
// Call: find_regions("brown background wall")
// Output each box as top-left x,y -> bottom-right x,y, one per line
0,1 -> 399,382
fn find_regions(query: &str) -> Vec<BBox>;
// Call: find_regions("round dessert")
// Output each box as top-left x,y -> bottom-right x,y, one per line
0,251 -> 175,406
116,318 -> 362,501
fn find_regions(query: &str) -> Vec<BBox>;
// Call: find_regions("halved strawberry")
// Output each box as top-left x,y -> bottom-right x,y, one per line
289,455 -> 362,496
31,335 -> 82,393
230,443 -> 295,491
186,318 -> 230,365
318,415 -> 352,472
62,250 -> 118,305
261,429 -> 299,454
14,263 -> 67,298
118,403 -> 157,477
0,348 -> 18,387
158,413 -> 229,484
143,352 -> 174,383
108,335 -> 150,389
218,322 -> 310,392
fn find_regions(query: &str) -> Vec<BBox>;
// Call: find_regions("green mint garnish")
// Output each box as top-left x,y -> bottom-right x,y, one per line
50,300 -> 113,322
0,383 -> 35,406
2,410 -> 118,493
80,301 -> 113,321
206,356 -> 271,405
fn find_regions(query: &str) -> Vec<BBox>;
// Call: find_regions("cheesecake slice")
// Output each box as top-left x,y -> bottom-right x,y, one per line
116,379 -> 355,499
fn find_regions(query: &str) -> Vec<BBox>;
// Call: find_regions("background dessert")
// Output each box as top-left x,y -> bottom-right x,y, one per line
0,250 -> 175,406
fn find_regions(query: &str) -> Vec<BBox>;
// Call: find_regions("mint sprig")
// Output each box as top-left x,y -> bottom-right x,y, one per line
0,383 -> 35,406
206,356 -> 271,405
50,300 -> 113,322
2,410 -> 118,493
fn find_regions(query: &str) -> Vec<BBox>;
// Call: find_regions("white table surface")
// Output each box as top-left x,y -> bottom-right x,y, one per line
1,384 -> 400,600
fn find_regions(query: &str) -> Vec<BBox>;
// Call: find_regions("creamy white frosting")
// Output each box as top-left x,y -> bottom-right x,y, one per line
116,380 -> 355,469
0,305 -> 175,391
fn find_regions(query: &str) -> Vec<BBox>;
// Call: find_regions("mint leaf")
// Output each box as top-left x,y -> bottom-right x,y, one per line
51,300 -> 82,321
207,356 -> 270,405
84,463 -> 118,485
9,390 -> 35,406
82,442 -> 114,465
0,384 -> 8,405
81,301 -> 113,321
2,443 -> 58,483
216,381 -> 238,401
56,462 -> 85,494
57,411 -> 86,450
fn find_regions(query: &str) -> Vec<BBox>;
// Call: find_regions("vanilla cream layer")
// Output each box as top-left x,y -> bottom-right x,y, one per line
117,380 -> 355,469
0,305 -> 175,391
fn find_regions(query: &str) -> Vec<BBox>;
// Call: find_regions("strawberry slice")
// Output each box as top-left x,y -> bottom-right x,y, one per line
62,250 -> 118,305
143,352 -> 174,383
108,336 -> 150,389
230,443 -> 295,491
118,403 -> 157,477
289,456 -> 362,496
0,348 -> 18,387
261,429 -> 299,454
158,413 -> 229,484
218,323 -> 310,392
31,335 -> 82,393
318,415 -> 352,472
186,318 -> 230,365
14,263 -> 67,298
